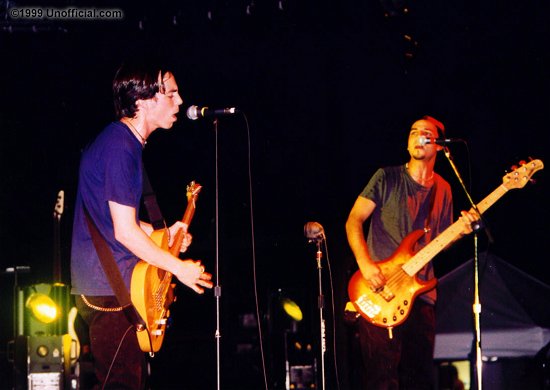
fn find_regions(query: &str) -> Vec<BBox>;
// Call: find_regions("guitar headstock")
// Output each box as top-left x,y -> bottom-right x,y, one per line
186,181 -> 202,201
502,159 -> 544,190
53,190 -> 64,219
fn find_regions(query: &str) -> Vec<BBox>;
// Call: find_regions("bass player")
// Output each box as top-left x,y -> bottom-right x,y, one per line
345,116 -> 478,389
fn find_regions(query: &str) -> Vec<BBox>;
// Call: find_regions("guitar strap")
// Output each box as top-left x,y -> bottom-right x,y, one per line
83,206 -> 146,332
142,167 -> 166,230
424,180 -> 438,230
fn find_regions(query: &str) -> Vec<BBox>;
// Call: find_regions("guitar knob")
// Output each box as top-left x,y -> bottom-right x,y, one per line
393,316 -> 397,321
404,300 -> 408,306
383,318 -> 387,323
400,310 -> 404,315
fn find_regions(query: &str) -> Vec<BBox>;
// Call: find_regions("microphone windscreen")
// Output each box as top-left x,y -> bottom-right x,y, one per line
186,105 -> 199,120
418,135 -> 431,146
304,222 -> 324,239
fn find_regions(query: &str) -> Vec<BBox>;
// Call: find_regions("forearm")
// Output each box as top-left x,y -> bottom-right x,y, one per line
346,196 -> 385,288
346,219 -> 375,272
114,222 -> 182,274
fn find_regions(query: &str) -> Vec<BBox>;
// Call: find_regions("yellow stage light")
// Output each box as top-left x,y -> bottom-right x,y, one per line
26,293 -> 59,324
281,298 -> 303,322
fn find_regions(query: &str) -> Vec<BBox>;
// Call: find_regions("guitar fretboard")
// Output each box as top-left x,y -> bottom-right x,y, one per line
402,184 -> 509,276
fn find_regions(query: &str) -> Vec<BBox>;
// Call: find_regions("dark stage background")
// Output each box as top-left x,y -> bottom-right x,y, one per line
1,1 -> 548,389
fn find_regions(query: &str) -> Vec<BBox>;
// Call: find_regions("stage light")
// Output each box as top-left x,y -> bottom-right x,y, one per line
26,293 -> 59,324
281,297 -> 303,322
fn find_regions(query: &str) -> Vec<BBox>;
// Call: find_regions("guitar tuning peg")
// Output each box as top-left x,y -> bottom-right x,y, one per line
510,165 -> 518,171
519,160 -> 526,166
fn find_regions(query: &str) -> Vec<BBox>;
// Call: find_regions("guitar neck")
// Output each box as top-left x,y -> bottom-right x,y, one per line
169,197 -> 198,256
181,198 -> 197,227
53,217 -> 62,283
402,184 -> 509,276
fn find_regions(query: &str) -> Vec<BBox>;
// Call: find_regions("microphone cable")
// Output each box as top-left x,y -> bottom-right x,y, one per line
212,109 -> 270,389
242,111 -> 270,390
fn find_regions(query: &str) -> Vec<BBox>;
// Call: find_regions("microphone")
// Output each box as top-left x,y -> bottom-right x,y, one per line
186,105 -> 239,120
419,136 -> 464,146
4,265 -> 31,274
304,221 -> 325,242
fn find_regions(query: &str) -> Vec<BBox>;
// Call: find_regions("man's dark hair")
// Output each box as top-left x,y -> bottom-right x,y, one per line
113,61 -> 168,118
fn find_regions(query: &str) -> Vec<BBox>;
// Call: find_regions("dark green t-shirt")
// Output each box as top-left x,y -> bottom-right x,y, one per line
360,165 -> 453,303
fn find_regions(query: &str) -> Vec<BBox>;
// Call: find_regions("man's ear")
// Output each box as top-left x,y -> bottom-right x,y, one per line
135,98 -> 153,112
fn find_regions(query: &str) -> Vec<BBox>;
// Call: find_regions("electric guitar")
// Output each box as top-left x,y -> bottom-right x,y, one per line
131,181 -> 202,353
348,159 -> 543,330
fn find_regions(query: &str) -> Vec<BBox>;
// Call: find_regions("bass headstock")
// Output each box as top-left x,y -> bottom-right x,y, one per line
502,159 -> 544,190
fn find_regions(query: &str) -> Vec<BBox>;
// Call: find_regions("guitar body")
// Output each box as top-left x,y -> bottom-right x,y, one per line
131,229 -> 175,353
348,230 -> 437,328
131,181 -> 202,353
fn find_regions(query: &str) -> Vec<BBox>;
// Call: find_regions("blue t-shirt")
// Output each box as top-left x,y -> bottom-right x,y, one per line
70,121 -> 143,296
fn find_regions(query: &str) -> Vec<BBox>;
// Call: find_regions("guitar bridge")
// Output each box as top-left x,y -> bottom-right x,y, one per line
376,286 -> 395,302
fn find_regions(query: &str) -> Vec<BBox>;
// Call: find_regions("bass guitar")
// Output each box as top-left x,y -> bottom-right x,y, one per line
348,159 -> 543,330
131,181 -> 202,353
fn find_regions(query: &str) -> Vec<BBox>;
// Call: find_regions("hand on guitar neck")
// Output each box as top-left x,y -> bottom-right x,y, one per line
167,220 -> 192,253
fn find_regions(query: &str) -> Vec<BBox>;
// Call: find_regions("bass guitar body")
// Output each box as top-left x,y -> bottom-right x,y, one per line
348,230 -> 436,329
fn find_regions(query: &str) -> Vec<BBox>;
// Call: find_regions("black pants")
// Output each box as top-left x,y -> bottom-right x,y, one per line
75,295 -> 147,390
352,300 -> 436,390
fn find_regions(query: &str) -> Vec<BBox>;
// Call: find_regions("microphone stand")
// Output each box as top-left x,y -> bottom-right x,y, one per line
4,266 -> 31,339
213,118 -> 223,390
4,265 -> 30,386
311,237 -> 326,390
442,147 -> 486,390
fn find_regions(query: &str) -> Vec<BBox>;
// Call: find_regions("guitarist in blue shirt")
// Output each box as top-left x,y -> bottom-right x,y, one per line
71,61 -> 213,389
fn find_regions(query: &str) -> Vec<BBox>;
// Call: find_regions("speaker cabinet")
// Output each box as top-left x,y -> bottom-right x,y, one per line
13,335 -> 66,389
28,335 -> 64,374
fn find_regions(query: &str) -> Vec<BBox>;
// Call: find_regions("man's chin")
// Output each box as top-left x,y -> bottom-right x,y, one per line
160,121 -> 177,130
